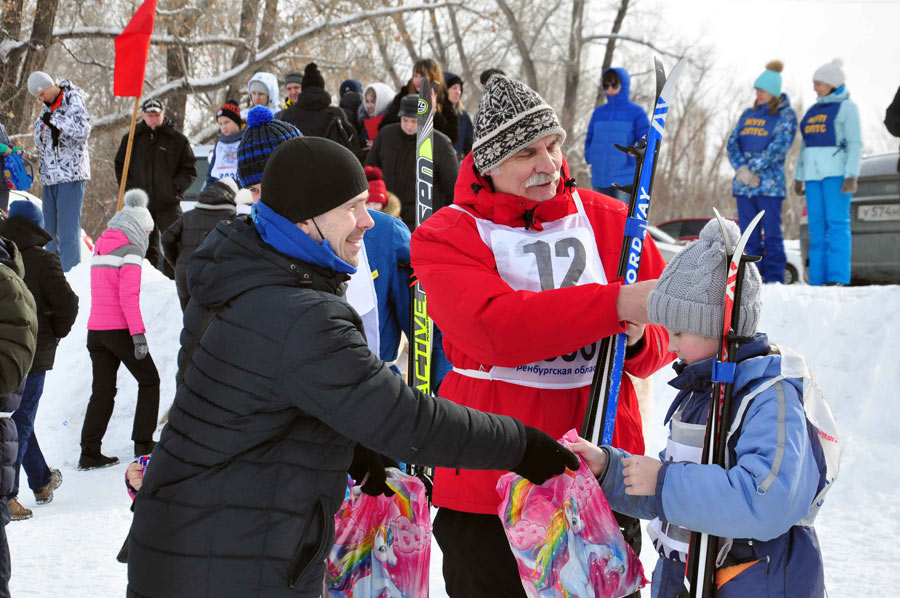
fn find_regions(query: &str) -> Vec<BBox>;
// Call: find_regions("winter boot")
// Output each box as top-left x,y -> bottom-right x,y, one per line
134,440 -> 156,458
8,497 -> 32,521
78,451 -> 120,471
33,468 -> 63,505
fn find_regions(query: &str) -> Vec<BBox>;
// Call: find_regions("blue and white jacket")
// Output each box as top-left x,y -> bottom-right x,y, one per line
727,94 -> 798,198
795,86 -> 862,182
600,334 -> 826,598
584,68 -> 650,189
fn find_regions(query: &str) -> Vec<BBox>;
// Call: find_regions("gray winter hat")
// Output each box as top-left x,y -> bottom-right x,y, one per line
108,189 -> 154,259
472,75 -> 566,175
27,71 -> 54,96
648,218 -> 762,338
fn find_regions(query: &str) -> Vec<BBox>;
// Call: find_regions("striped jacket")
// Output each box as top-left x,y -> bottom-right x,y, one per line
87,229 -> 145,334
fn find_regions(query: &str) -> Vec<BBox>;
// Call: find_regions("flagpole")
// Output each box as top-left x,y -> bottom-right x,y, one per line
115,97 -> 141,212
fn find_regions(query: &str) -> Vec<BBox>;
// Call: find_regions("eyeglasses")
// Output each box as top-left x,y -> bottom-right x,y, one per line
602,82 -> 618,90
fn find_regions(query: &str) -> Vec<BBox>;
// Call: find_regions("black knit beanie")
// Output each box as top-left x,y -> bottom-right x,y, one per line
261,137 -> 368,222
302,63 -> 325,90
237,106 -> 301,187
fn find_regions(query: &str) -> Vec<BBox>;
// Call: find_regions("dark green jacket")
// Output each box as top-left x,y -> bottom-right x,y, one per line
0,236 -> 37,395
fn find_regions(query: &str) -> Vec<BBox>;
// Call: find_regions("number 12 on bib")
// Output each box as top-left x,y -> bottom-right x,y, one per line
409,78 -> 435,396
581,57 -> 688,446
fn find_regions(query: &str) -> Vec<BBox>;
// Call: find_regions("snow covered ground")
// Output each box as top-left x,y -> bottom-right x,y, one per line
6,263 -> 899,596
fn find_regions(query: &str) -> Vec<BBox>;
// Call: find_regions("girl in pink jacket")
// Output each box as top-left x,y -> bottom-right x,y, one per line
80,189 -> 160,470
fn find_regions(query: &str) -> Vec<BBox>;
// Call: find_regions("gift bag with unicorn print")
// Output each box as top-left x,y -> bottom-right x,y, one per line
497,429 -> 647,598
326,468 -> 431,598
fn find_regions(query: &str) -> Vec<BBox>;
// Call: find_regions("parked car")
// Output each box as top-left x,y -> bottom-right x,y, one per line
657,216 -> 804,284
799,152 -> 900,284
646,225 -> 684,263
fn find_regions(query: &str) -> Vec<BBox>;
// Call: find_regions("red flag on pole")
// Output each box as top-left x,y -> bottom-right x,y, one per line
114,0 -> 158,97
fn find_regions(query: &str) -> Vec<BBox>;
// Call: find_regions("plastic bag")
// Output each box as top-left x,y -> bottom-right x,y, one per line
497,429 -> 646,598
325,468 -> 431,597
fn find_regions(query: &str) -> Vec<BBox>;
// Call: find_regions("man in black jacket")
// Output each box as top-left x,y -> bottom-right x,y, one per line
0,201 -> 77,520
366,94 -> 458,231
127,137 -> 577,598
114,98 -> 197,278
278,63 -> 360,156
0,234 -> 37,597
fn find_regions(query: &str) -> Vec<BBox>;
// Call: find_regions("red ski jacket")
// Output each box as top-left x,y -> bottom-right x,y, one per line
410,154 -> 675,514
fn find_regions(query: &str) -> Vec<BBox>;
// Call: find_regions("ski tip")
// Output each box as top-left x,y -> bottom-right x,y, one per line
657,57 -> 689,103
654,57 -> 666,96
712,207 -> 733,255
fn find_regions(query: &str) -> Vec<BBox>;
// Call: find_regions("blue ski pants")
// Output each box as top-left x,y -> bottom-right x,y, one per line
42,179 -> 85,272
805,176 -> 852,285
736,195 -> 786,283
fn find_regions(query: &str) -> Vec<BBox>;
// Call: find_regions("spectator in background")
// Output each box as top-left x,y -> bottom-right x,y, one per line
358,82 -> 394,148
364,166 -> 401,218
0,122 -> 18,212
726,60 -> 798,284
28,71 -> 91,272
245,72 -> 280,115
379,58 -> 458,146
163,179 -> 239,310
280,63 -> 359,155
205,99 -> 243,189
274,70 -> 302,118
366,94 -> 458,232
885,84 -> 900,173
445,72 -> 473,161
81,190 -> 159,470
584,67 -> 649,202
0,201 -> 77,520
339,78 -> 364,141
794,59 -> 862,286
0,234 -> 38,596
114,98 -> 197,279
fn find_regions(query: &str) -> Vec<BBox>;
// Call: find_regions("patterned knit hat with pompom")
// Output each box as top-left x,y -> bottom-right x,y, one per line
236,105 -> 301,187
472,74 -> 566,175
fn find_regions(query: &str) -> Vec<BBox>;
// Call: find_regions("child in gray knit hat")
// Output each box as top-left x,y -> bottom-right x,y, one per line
570,218 -> 830,598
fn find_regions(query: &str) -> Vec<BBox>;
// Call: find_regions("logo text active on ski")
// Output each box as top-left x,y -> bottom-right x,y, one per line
411,298 -> 430,392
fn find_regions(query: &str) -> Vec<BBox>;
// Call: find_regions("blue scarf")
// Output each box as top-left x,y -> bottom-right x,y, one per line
253,200 -> 357,275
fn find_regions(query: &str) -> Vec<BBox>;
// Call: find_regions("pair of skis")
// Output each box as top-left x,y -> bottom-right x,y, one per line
581,57 -> 687,446
678,208 -> 763,598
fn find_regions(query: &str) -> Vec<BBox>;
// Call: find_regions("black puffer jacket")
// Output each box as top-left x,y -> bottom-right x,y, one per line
365,122 -> 459,231
114,119 -> 197,219
127,218 -> 526,598
0,217 -> 78,371
0,236 -> 37,497
161,181 -> 237,309
279,88 -> 359,154
378,82 -> 459,145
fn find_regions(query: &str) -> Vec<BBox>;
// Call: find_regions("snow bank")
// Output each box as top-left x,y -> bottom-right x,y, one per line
7,270 -> 899,596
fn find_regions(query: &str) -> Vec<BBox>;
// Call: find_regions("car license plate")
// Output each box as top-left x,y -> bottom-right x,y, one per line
858,203 -> 900,221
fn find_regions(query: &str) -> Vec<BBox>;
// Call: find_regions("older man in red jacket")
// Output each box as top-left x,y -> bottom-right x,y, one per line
411,74 -> 674,597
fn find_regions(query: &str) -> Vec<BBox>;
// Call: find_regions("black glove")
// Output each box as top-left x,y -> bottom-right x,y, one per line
132,333 -> 149,360
512,426 -> 580,485
41,112 -> 60,147
348,444 -> 398,497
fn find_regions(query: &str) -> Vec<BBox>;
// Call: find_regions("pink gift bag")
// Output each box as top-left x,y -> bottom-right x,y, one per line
325,468 -> 431,597
497,429 -> 647,598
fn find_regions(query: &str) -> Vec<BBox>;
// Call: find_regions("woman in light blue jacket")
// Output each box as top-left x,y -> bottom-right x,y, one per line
794,59 -> 862,286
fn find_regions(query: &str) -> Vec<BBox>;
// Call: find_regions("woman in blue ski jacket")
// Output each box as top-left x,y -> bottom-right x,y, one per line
584,67 -> 649,201
794,59 -> 862,286
572,220 -> 831,598
726,61 -> 798,283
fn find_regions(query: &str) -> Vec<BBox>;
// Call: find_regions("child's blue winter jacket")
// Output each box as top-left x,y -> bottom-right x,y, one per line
795,86 -> 862,182
584,68 -> 650,189
727,95 -> 798,198
599,334 -> 826,598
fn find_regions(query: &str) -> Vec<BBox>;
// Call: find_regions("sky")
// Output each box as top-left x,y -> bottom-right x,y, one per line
645,0 -> 900,155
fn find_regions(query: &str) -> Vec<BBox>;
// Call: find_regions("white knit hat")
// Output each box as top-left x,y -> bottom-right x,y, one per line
813,59 -> 845,89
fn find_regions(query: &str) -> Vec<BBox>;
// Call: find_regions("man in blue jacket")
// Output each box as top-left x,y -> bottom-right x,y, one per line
584,68 -> 650,201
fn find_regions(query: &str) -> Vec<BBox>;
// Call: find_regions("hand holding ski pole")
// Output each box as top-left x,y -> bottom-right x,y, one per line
622,456 -> 662,495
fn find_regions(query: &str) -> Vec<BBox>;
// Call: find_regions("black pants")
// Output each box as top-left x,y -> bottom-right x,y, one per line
82,329 -> 160,453
434,507 -> 643,598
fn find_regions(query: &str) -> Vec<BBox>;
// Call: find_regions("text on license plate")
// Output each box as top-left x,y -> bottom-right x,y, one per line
858,203 -> 900,221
